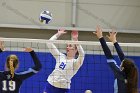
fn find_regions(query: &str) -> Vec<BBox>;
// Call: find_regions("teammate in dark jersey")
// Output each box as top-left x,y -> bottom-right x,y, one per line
0,40 -> 42,93
93,26 -> 138,93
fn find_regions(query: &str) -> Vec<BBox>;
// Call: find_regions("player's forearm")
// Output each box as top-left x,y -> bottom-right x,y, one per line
76,45 -> 85,66
47,34 -> 61,56
114,42 -> 125,61
30,51 -> 42,71
99,37 -> 113,59
77,45 -> 85,57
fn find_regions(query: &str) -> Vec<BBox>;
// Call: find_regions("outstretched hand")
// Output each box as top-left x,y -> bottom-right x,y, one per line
106,29 -> 117,43
93,25 -> 103,39
71,30 -> 78,41
57,28 -> 67,36
0,39 -> 5,51
24,48 -> 33,52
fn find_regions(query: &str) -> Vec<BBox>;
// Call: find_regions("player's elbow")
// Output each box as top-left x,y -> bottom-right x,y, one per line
34,64 -> 42,71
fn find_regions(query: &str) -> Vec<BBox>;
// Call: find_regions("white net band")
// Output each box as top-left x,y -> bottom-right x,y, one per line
1,37 -> 140,56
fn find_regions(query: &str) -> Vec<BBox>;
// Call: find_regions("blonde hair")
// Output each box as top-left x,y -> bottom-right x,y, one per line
6,55 -> 19,78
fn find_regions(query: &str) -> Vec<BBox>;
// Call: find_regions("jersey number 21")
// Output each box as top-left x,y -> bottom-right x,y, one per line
59,62 -> 66,70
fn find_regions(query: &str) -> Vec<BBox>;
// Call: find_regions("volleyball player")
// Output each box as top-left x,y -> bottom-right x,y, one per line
93,26 -> 138,93
0,40 -> 42,93
44,29 -> 85,93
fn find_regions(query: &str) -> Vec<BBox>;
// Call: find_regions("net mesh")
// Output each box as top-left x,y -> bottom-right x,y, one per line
0,37 -> 140,93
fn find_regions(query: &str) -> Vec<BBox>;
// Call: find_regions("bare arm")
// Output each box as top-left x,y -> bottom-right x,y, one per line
0,39 -> 4,73
47,29 -> 67,59
75,45 -> 85,68
0,39 -> 5,51
71,30 -> 85,68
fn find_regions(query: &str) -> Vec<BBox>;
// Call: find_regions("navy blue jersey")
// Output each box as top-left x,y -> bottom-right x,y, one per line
99,37 -> 126,93
0,50 -> 42,93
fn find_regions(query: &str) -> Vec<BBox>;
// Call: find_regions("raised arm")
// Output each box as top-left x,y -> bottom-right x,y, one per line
0,48 -> 4,73
0,39 -> 4,51
93,26 -> 114,60
106,31 -> 125,61
24,48 -> 42,71
71,30 -> 85,68
17,48 -> 42,80
75,45 -> 85,68
0,39 -> 5,73
47,29 -> 67,59
93,26 -> 123,78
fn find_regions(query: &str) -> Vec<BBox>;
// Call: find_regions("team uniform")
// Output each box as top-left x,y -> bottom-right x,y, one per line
0,49 -> 42,93
99,37 -> 126,93
44,34 -> 85,93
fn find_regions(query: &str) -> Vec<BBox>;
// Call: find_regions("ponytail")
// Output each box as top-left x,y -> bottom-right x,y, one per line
9,61 -> 15,78
6,55 -> 19,79
122,58 -> 138,93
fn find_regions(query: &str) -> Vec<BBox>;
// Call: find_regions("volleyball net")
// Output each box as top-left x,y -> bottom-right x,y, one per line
0,38 -> 140,93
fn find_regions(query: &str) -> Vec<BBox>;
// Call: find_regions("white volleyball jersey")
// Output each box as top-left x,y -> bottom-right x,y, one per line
47,34 -> 85,89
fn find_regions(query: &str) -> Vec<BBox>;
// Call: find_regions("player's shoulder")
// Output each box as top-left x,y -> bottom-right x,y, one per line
0,71 -> 14,79
60,53 -> 66,57
0,71 -> 4,73
1,71 -> 10,74
57,53 -> 66,60
0,71 -> 5,77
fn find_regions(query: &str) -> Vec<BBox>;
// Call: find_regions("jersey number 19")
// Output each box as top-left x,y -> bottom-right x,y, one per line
2,80 -> 16,91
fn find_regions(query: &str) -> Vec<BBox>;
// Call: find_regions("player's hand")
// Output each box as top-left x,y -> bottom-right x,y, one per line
71,30 -> 78,41
93,25 -> 103,39
24,48 -> 33,52
57,28 -> 67,36
0,39 -> 5,51
106,29 -> 117,43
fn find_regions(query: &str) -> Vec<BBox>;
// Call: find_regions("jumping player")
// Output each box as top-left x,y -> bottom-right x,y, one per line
44,29 -> 85,93
93,26 -> 138,93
